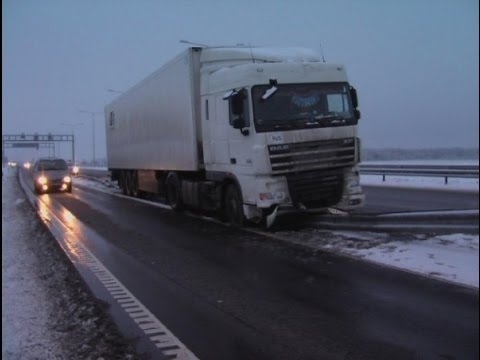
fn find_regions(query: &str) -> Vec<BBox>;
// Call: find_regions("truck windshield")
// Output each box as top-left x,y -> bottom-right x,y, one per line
252,82 -> 357,133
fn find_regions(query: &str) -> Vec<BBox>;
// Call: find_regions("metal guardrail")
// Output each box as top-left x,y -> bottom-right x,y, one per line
75,167 -> 109,178
360,164 -> 479,184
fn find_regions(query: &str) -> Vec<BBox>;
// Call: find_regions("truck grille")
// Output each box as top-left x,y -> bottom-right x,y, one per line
268,138 -> 355,208
268,138 -> 355,175
286,170 -> 344,208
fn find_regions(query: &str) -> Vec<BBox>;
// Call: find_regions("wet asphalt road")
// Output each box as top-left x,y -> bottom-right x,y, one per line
37,182 -> 478,360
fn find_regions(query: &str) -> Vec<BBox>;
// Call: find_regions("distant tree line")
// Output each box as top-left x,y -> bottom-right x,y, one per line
362,148 -> 479,161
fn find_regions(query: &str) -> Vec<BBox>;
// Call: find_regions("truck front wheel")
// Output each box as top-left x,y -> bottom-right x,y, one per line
166,172 -> 183,211
224,185 -> 244,227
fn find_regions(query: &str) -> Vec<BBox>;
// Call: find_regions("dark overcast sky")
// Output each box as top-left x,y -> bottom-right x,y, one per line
2,0 -> 479,163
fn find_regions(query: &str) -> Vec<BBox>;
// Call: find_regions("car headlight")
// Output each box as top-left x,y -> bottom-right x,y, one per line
37,176 -> 48,185
72,166 -> 79,175
63,176 -> 72,183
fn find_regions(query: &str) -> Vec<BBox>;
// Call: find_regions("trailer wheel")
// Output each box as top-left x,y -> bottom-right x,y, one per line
124,171 -> 134,196
119,171 -> 128,195
129,171 -> 141,197
166,172 -> 183,211
224,184 -> 244,227
133,173 -> 141,197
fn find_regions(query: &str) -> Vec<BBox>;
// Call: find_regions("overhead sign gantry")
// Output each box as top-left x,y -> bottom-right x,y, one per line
2,133 -> 75,165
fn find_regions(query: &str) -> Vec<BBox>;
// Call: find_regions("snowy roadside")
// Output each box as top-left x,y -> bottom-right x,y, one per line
2,168 -> 148,359
269,228 -> 479,288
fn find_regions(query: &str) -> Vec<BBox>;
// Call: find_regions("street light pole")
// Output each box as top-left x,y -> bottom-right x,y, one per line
107,88 -> 123,94
61,122 -> 83,164
79,110 -> 102,165
179,39 -> 208,47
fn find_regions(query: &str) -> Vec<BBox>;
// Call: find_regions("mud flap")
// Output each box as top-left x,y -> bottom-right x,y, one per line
243,204 -> 263,224
266,206 -> 279,229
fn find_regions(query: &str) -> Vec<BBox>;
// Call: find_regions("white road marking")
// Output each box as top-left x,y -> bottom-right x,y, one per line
63,235 -> 199,358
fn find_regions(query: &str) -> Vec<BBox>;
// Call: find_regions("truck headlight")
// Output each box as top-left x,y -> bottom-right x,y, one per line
356,137 -> 361,163
259,192 -> 285,201
347,176 -> 360,189
63,176 -> 72,183
346,170 -> 362,193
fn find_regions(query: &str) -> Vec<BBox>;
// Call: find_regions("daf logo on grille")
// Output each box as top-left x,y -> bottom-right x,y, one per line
343,138 -> 354,145
269,144 -> 290,153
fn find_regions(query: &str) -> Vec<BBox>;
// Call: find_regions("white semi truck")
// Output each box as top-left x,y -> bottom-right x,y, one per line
105,46 -> 365,227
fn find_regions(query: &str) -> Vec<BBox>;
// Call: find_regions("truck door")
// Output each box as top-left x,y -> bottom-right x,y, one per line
202,90 -> 255,172
225,89 -> 255,173
202,94 -> 230,166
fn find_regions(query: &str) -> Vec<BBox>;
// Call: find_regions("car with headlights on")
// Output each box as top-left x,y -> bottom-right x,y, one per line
32,158 -> 72,194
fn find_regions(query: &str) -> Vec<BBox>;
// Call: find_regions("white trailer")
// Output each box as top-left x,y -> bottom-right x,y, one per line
105,46 -> 365,227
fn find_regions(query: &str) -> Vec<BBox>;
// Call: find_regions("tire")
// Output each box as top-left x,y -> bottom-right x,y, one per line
131,171 -> 141,197
224,184 -> 244,226
166,172 -> 183,211
125,171 -> 134,196
67,185 -> 72,193
119,171 -> 128,195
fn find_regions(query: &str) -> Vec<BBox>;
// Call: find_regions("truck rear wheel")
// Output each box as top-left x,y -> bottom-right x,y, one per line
128,171 -> 141,197
224,184 -> 244,227
119,171 -> 128,195
166,172 -> 183,211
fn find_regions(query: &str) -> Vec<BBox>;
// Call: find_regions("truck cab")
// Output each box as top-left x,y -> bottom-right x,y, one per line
199,47 -> 365,225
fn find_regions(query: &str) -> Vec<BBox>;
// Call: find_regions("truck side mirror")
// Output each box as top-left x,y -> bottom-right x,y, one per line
350,86 -> 359,109
233,118 -> 250,136
354,109 -> 361,120
231,93 -> 244,115
228,88 -> 249,135
232,116 -> 245,129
